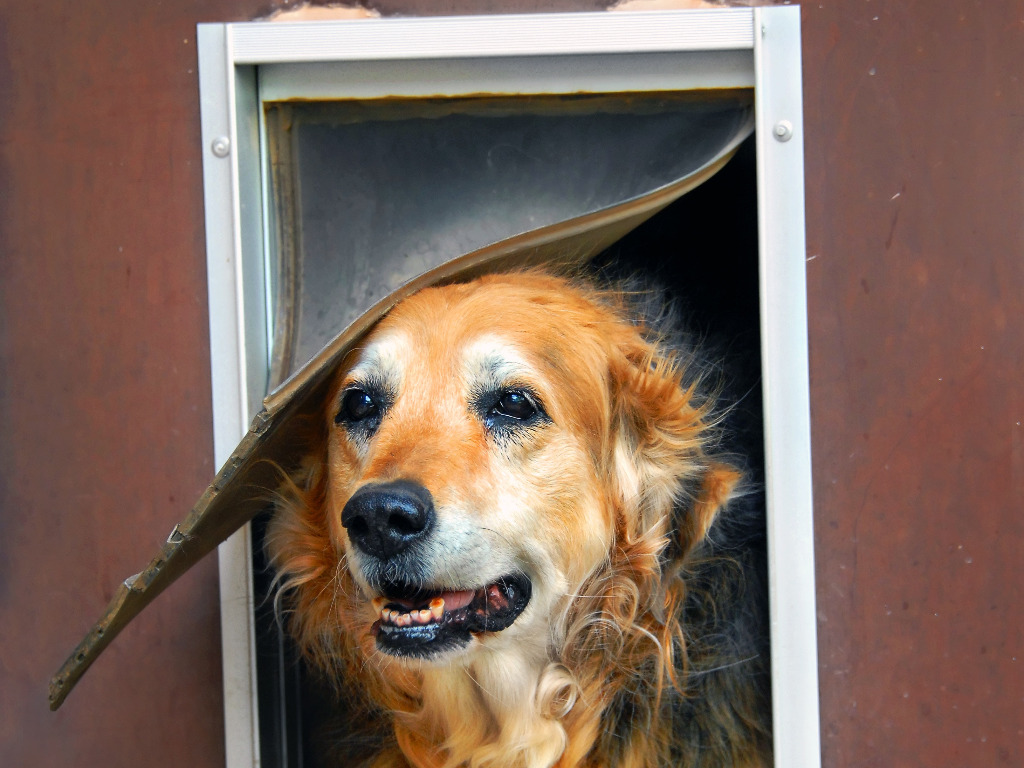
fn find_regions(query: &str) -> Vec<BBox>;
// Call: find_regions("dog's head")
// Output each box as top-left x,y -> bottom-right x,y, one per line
269,271 -> 740,676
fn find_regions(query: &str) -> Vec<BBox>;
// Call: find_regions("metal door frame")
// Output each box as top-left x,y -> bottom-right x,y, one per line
197,8 -> 819,767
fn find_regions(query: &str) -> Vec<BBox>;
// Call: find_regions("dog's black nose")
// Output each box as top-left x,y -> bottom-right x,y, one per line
341,480 -> 436,560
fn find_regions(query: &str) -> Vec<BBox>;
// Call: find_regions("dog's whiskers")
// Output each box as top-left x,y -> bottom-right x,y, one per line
688,654 -> 759,677
478,526 -> 515,550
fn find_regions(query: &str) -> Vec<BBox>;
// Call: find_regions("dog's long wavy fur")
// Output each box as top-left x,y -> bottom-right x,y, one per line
266,270 -> 772,767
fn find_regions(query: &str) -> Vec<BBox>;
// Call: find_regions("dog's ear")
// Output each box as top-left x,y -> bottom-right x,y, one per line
559,335 -> 743,756
607,337 -> 741,553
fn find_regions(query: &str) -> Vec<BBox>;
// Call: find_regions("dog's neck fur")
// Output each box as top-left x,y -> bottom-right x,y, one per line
388,634 -> 574,768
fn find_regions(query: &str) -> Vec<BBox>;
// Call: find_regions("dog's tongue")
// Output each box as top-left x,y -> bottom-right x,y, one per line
439,589 -> 476,612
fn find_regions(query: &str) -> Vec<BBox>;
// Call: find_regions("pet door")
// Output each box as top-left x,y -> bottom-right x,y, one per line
81,9 -> 815,768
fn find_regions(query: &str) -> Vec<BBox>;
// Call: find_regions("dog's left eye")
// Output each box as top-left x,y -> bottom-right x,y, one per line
336,388 -> 380,425
490,390 -> 539,421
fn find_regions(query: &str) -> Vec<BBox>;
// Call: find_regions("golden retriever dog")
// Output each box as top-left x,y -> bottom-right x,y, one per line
267,270 -> 771,768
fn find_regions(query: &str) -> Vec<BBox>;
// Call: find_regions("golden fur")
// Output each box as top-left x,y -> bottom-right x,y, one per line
267,271 -> 771,767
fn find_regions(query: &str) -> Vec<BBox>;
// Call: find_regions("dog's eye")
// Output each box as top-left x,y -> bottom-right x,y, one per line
336,388 -> 379,425
473,386 -> 548,436
490,390 -> 538,421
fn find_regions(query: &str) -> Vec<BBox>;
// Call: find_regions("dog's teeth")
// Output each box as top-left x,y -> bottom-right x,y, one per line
429,598 -> 445,620
376,598 -> 446,628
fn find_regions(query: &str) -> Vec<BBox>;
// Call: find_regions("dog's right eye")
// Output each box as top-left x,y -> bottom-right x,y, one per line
491,390 -> 537,421
336,388 -> 380,425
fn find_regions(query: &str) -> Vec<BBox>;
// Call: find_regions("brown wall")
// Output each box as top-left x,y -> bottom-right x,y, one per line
803,3 -> 1023,765
0,1 -> 1020,766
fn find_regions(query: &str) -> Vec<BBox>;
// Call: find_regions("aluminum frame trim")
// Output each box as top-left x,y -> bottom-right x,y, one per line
753,7 -> 823,768
226,10 -> 754,64
258,50 -> 755,102
197,24 -> 262,768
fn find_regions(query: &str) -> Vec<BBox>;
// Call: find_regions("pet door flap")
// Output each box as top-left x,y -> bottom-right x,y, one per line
269,92 -> 755,382
49,93 -> 753,710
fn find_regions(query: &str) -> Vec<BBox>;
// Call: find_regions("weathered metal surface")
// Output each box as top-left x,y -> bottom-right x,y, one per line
3,1 -> 1023,767
801,3 -> 1024,766
0,1 -> 249,765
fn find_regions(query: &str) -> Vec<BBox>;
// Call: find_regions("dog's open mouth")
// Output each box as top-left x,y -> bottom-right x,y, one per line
370,573 -> 531,658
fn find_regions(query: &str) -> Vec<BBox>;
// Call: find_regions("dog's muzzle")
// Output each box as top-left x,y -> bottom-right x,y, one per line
340,479 -> 532,659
